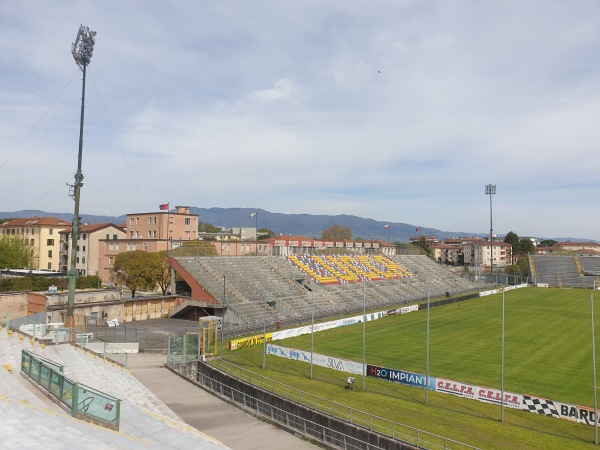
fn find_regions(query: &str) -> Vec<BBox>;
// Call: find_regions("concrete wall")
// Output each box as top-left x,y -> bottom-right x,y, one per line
0,292 -> 28,319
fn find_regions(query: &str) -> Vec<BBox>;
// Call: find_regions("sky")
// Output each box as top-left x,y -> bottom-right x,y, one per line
1,1 -> 599,241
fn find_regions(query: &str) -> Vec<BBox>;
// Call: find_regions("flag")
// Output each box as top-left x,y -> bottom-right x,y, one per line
383,224 -> 389,229
159,203 -> 169,211
416,227 -> 420,232
249,212 -> 256,218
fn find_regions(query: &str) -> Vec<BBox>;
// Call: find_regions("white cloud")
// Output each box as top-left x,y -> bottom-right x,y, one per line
0,1 -> 599,240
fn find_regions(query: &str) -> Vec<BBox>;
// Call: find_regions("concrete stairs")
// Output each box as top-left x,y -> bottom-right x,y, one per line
0,327 -> 228,449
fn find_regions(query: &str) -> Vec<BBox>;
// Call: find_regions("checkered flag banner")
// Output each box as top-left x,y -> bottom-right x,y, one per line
522,395 -> 560,418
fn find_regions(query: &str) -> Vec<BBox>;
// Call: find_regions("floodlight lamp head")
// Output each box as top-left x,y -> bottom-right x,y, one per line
72,25 -> 96,70
485,184 -> 496,195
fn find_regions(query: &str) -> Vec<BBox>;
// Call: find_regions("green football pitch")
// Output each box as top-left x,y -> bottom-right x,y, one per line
223,286 -> 600,448
276,286 -> 599,408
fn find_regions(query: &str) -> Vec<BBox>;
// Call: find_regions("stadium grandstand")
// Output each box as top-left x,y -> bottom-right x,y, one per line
530,255 -> 600,288
169,254 -> 491,337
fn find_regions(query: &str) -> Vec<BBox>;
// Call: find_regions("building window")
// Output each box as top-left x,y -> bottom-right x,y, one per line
129,218 -> 134,225
47,262 -> 52,270
83,245 -> 86,252
82,234 -> 87,240
82,257 -> 86,264
132,244 -> 137,251
109,256 -> 114,264
113,234 -> 117,240
30,239 -> 34,246
143,243 -> 148,251
76,257 -> 80,263
49,228 -> 53,235
48,250 -> 52,257
47,239 -> 55,246
115,243 -> 119,251
185,218 -> 191,225
109,243 -> 114,251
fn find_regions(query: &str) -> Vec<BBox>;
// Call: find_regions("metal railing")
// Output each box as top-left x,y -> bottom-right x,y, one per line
166,333 -> 478,450
20,349 -> 121,430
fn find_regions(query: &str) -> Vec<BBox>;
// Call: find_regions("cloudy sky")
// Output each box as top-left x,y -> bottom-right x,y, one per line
1,1 -> 599,240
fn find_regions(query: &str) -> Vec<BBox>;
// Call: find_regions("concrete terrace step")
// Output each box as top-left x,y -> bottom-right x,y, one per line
0,328 -> 228,449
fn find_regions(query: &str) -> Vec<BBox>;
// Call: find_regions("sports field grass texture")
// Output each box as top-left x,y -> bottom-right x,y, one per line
277,286 -> 599,408
224,286 -> 600,449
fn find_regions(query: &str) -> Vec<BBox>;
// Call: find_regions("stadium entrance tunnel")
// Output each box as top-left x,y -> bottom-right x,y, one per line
168,300 -> 220,321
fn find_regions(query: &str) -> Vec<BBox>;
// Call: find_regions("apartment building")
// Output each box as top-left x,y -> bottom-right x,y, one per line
463,240 -> 513,268
125,205 -> 198,241
98,206 -> 199,282
59,223 -> 126,277
0,217 -> 71,270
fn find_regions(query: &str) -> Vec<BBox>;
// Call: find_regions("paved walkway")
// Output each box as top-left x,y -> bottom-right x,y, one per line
127,354 -> 317,450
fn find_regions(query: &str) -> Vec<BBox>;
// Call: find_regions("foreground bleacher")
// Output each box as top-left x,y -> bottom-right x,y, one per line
0,327 -> 228,449
174,254 -> 489,336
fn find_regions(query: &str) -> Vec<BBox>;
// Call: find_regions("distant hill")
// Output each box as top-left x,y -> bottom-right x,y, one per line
0,208 -> 593,243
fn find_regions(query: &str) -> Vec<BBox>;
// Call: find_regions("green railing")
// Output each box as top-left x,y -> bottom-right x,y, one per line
20,349 -> 121,430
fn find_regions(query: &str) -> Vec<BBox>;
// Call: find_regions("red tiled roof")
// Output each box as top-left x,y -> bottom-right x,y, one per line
0,217 -> 70,227
58,223 -> 125,234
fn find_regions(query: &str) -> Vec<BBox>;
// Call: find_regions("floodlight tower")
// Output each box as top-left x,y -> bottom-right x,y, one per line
485,184 -> 496,281
65,25 -> 96,330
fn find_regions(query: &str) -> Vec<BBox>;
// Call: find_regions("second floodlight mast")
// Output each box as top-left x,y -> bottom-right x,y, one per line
66,25 -> 96,332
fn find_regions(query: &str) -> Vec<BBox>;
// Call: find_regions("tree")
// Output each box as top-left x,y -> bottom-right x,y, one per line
321,225 -> 352,240
504,231 -> 535,255
112,251 -> 157,298
540,239 -> 557,247
175,240 -> 218,257
519,238 -> 535,255
506,257 -> 530,277
152,251 -> 171,295
199,222 -> 221,233
0,235 -> 34,268
257,228 -> 275,240
412,237 -> 433,258
503,231 -> 519,248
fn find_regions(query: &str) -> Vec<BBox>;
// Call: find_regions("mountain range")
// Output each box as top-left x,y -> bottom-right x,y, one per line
0,208 -> 592,243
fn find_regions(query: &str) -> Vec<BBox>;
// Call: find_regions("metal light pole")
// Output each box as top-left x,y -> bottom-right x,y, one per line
310,288 -> 315,380
591,283 -> 598,444
66,25 -> 96,332
425,285 -> 430,405
362,277 -> 366,391
263,295 -> 267,370
485,184 -> 496,283
501,289 -> 505,422
221,274 -> 225,359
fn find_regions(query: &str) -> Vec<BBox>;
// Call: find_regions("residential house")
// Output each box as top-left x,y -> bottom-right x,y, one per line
0,217 -> 71,270
59,223 -> 126,278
